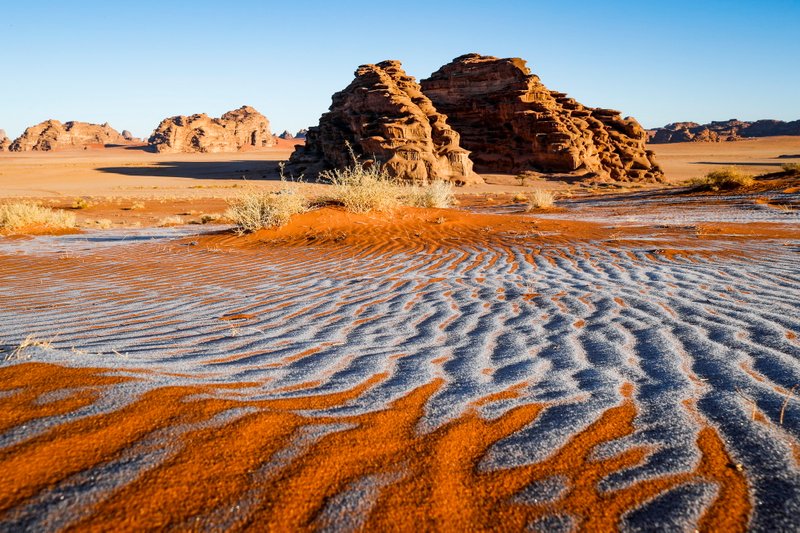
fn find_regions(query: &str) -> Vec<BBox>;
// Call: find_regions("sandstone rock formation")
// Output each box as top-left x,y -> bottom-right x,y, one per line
9,120 -> 130,151
121,130 -> 137,141
421,54 -> 663,182
295,129 -> 308,139
278,130 -> 294,140
648,119 -> 800,143
148,106 -> 274,153
287,60 -> 481,185
0,130 -> 9,151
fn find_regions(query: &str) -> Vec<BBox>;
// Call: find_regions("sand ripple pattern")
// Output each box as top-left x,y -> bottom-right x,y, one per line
1,226 -> 799,530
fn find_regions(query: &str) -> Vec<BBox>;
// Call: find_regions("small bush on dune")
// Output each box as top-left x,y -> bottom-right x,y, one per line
0,202 -> 76,231
72,197 -> 92,209
320,157 -> 402,214
781,162 -> 800,173
526,189 -> 556,210
157,215 -> 185,227
690,168 -> 754,191
226,188 -> 307,233
403,180 -> 455,208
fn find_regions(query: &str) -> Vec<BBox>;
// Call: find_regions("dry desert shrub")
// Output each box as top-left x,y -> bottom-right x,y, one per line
72,197 -> 92,209
781,162 -> 800,173
122,201 -> 145,211
403,180 -> 455,208
0,202 -> 76,231
526,189 -> 556,210
226,188 -> 307,233
320,157 -> 403,214
689,168 -> 754,191
320,145 -> 458,213
157,215 -> 185,227
200,213 -> 224,224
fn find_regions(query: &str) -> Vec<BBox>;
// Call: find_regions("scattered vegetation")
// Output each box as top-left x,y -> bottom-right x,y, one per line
225,188 -> 307,233
688,168 -> 754,191
781,162 -> 800,173
0,202 -> 76,231
525,189 -> 556,210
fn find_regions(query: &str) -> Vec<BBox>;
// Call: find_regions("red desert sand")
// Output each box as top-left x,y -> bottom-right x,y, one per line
0,137 -> 799,531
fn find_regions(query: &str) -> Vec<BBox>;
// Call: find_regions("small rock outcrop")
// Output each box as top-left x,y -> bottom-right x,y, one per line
148,106 -> 274,153
9,121 -> 130,151
295,129 -> 308,139
0,129 -> 10,151
278,130 -> 294,140
287,60 -> 481,184
121,130 -> 138,141
420,54 -> 663,182
648,119 -> 800,143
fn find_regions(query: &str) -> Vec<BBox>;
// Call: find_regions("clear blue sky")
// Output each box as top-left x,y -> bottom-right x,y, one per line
1,0 -> 798,139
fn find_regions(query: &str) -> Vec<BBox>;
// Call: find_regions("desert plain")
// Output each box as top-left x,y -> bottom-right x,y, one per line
0,131 -> 798,531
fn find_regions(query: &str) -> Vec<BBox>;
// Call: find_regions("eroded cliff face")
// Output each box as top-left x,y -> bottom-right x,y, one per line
9,121 -> 130,151
148,106 -> 273,153
287,60 -> 481,185
0,129 -> 10,151
421,54 -> 663,182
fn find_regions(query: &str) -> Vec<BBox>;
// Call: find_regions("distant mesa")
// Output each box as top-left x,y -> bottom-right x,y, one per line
287,60 -> 481,185
420,53 -> 663,183
9,120 -> 132,151
295,129 -> 308,139
148,105 -> 274,154
647,119 -> 800,143
278,130 -> 294,140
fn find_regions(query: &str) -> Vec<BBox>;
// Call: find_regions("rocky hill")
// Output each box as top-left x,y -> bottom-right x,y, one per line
420,54 -> 663,183
9,120 -> 131,151
148,106 -> 273,153
647,119 -> 800,143
0,129 -> 9,151
287,60 -> 481,184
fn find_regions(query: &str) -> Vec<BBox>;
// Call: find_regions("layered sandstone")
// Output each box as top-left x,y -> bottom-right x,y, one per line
0,129 -> 9,151
648,119 -> 800,143
287,60 -> 481,185
148,106 -> 273,153
9,120 -> 130,151
421,54 -> 663,182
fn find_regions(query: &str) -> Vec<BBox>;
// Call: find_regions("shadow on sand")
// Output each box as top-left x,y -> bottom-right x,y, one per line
96,160 -> 286,181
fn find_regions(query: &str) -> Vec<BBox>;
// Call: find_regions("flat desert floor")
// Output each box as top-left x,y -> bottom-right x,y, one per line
0,138 -> 799,531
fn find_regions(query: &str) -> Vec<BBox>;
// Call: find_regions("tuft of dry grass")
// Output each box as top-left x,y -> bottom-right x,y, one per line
157,215 -> 185,227
72,197 -> 92,209
200,213 -> 224,224
781,162 -> 800,173
5,334 -> 55,361
226,188 -> 307,233
122,201 -> 145,211
525,189 -> 556,211
320,145 -> 459,213
0,202 -> 76,232
403,180 -> 455,208
320,157 -> 402,214
689,168 -> 754,191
